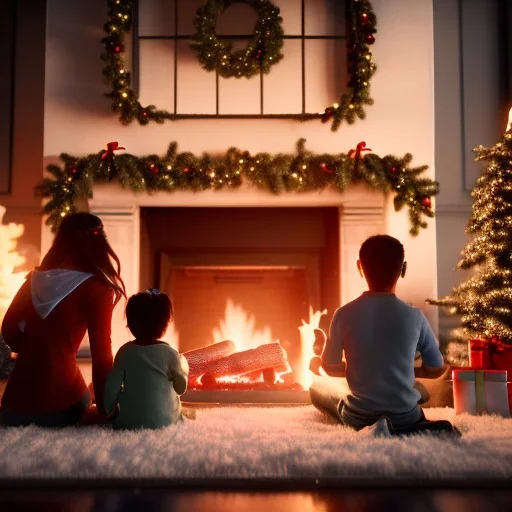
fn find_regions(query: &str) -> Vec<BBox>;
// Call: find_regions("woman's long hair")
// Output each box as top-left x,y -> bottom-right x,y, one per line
39,213 -> 126,304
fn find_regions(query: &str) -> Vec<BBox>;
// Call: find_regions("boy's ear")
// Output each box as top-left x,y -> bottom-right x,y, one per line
401,261 -> 407,278
357,259 -> 364,278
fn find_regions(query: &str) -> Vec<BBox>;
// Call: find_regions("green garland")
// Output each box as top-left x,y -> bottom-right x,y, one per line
190,0 -> 284,79
37,140 -> 438,235
101,0 -> 376,130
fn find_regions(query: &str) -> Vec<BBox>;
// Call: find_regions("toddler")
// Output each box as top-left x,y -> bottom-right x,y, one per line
310,235 -> 449,432
104,289 -> 188,429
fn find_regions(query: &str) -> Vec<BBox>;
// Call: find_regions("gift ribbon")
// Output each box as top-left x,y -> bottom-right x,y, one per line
475,370 -> 486,414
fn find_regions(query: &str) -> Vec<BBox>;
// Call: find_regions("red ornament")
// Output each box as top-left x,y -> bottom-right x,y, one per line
422,197 -> 432,208
114,45 -> 122,54
320,162 -> 334,174
149,164 -> 159,175
183,167 -> 190,173
367,34 -> 375,44
71,167 -> 78,175
142,110 -> 148,117
255,49 -> 263,59
391,166 -> 398,174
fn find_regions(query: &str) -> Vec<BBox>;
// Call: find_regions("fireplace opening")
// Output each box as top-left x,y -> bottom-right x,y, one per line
140,207 -> 340,401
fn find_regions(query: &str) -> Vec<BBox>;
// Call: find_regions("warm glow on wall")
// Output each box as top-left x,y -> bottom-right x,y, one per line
507,106 -> 512,132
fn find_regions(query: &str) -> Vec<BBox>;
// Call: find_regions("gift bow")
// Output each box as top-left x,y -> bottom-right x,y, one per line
101,141 -> 125,159
348,141 -> 372,160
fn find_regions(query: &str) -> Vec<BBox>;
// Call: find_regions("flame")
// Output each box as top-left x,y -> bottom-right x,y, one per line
0,206 -> 26,319
213,298 -> 276,351
507,107 -> 512,132
298,307 -> 327,390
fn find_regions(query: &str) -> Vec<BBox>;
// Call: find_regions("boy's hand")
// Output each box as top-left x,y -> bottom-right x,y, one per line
309,356 -> 323,375
313,328 -> 327,356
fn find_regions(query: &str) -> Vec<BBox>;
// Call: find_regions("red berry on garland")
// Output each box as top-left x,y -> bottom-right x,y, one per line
367,34 -> 375,44
149,164 -> 159,175
391,166 -> 398,174
255,49 -> 263,59
71,167 -> 78,175
422,197 -> 432,208
184,167 -> 190,173
114,45 -> 122,53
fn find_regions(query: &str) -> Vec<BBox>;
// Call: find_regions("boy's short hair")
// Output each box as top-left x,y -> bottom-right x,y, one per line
126,291 -> 173,340
359,235 -> 404,290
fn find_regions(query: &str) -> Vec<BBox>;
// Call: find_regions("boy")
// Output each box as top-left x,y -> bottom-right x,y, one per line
310,235 -> 448,431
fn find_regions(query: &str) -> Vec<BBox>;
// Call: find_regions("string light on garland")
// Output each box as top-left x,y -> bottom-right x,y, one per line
37,139 -> 438,235
190,0 -> 284,79
321,0 -> 377,130
100,0 -> 376,130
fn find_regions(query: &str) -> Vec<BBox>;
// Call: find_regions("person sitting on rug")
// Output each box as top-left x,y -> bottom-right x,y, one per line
309,235 -> 451,433
0,213 -> 126,427
104,289 -> 188,430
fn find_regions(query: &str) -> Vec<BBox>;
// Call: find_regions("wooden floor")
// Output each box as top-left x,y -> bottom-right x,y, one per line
0,488 -> 511,511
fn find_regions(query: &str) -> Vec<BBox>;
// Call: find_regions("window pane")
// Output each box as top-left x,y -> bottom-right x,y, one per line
216,3 -> 258,35
218,43 -> 261,115
177,0 -> 204,35
305,0 -> 346,37
263,40 -> 302,114
176,40 -> 216,114
272,0 -> 302,35
139,40 -> 175,113
305,39 -> 347,113
138,0 -> 175,37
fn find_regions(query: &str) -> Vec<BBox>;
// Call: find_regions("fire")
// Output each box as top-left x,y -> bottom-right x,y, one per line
0,206 -> 26,319
213,298 -> 275,351
298,307 -> 327,389
210,298 -> 326,389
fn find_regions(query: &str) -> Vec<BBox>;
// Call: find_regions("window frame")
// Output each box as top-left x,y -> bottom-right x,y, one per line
132,0 -> 348,119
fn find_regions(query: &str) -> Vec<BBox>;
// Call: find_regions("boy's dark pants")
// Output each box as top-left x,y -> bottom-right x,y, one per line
309,379 -> 426,432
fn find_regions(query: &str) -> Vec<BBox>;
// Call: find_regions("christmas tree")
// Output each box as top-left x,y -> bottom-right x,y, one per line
430,109 -> 512,364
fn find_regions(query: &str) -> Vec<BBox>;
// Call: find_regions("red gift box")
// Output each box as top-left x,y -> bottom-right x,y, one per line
469,338 -> 512,373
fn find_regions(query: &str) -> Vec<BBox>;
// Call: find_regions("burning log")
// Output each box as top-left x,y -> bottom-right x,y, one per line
183,340 -> 237,378
198,342 -> 288,380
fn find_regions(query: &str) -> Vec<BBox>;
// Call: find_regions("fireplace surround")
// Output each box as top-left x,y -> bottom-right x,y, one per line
80,183 -> 385,354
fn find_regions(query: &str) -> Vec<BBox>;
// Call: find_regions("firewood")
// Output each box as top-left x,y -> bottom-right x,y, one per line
183,340 -> 236,378
197,342 -> 288,379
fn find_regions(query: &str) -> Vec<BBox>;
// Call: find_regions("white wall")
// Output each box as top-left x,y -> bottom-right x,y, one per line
433,0 -> 508,341
44,0 -> 438,329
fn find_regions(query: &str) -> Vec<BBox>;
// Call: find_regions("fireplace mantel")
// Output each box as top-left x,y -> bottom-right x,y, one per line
85,182 -> 385,353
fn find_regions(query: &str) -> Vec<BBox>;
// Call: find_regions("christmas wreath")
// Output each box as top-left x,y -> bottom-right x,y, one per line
101,0 -> 377,130
37,140 -> 438,236
190,0 -> 284,79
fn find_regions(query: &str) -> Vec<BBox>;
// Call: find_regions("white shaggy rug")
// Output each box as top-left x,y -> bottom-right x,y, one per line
0,406 -> 511,484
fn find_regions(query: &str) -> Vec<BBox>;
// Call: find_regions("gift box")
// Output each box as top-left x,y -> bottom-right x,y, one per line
453,369 -> 510,417
469,338 -> 512,373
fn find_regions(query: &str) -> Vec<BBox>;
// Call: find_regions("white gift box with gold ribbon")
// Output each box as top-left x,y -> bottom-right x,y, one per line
453,369 -> 510,417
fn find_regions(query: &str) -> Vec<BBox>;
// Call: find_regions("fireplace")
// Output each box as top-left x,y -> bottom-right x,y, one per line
138,207 -> 340,400
73,182 -> 385,400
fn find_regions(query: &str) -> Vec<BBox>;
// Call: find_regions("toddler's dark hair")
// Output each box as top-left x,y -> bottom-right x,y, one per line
126,290 -> 173,340
359,235 -> 404,290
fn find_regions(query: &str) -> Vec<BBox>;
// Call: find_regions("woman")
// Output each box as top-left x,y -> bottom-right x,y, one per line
0,213 -> 125,426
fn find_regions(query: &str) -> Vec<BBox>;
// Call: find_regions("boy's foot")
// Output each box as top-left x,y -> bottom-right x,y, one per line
361,417 -> 392,437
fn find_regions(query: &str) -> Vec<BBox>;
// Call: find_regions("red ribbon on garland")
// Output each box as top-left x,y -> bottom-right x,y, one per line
101,141 -> 125,159
348,141 -> 372,160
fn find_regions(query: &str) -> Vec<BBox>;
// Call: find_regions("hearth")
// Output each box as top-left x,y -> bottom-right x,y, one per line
140,206 -> 340,401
